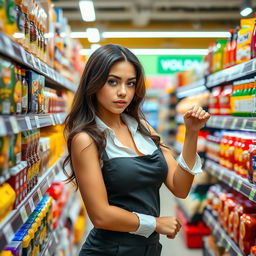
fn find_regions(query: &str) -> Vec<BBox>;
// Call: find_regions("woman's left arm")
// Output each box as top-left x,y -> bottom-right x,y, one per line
144,105 -> 210,199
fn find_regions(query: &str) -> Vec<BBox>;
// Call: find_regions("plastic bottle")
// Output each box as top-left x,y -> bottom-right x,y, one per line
21,0 -> 29,50
251,20 -> 256,59
248,139 -> 256,184
14,0 -> 24,45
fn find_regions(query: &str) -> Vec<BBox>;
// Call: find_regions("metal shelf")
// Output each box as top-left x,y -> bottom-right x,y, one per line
176,78 -> 206,98
206,116 -> 256,132
0,32 -> 77,92
203,209 -> 246,256
206,58 -> 256,88
205,159 -> 256,203
0,154 -> 66,251
0,112 -> 67,136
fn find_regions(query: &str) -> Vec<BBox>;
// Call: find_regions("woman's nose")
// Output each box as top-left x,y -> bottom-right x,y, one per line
117,84 -> 127,97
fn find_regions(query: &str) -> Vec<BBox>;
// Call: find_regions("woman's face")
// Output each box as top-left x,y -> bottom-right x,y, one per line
96,60 -> 136,116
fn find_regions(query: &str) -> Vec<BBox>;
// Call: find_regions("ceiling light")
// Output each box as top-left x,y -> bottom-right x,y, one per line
71,32 -> 87,38
102,31 -> 230,38
79,48 -> 208,56
79,1 -> 96,22
71,31 -> 230,39
240,0 -> 253,16
86,28 -> 100,43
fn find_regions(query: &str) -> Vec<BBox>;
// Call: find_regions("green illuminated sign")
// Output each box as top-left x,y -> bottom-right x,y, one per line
157,56 -> 203,74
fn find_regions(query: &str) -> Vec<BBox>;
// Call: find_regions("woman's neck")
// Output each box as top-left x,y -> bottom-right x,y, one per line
97,112 -> 125,130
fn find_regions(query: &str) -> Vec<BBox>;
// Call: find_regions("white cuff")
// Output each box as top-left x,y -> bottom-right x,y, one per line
129,212 -> 156,238
177,153 -> 202,175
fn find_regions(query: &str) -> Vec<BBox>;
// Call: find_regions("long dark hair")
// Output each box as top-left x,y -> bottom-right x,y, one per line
63,44 -> 162,187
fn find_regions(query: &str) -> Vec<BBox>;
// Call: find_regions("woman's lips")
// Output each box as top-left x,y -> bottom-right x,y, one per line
113,101 -> 127,107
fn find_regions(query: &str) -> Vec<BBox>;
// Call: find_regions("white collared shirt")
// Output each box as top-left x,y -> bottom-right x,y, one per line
95,114 -> 157,159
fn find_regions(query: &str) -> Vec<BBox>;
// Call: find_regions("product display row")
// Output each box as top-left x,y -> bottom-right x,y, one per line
0,154 -> 64,251
0,31 -> 76,92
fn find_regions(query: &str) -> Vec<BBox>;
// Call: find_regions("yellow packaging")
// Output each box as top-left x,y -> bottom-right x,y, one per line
0,0 -> 5,31
0,251 -> 13,256
0,136 -> 9,176
0,183 -> 16,222
4,0 -> 17,38
237,18 -> 256,64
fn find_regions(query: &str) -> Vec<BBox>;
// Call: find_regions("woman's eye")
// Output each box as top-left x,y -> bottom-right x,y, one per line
108,79 -> 117,86
128,81 -> 136,87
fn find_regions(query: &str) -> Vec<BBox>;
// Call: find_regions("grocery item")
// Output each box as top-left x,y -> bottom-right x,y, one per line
0,58 -> 16,114
237,17 -> 256,64
239,213 -> 256,255
248,139 -> 256,184
0,182 -> 16,222
0,136 -> 9,177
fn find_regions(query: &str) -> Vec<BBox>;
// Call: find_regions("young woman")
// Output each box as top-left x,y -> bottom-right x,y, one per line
63,44 -> 210,256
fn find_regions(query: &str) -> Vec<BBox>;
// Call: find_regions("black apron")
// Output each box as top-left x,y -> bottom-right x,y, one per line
79,138 -> 168,256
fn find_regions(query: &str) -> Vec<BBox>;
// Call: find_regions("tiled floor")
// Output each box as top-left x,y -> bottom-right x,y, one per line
82,185 -> 203,256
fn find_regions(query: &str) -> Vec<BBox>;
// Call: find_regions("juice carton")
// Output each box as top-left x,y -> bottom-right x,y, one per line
237,17 -> 256,64
0,58 -> 16,114
26,71 -> 41,113
0,136 -> 9,177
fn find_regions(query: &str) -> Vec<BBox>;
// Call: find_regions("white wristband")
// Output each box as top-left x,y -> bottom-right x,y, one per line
177,153 -> 202,175
129,212 -> 156,238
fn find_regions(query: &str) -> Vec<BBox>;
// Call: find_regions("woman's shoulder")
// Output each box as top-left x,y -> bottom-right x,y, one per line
71,132 -> 96,153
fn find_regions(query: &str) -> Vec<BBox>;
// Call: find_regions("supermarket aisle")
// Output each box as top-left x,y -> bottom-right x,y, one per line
83,184 -> 202,256
159,185 -> 202,256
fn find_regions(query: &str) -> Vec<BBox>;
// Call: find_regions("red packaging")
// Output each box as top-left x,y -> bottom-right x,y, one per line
209,87 -> 222,115
233,200 -> 256,243
239,213 -> 256,255
219,85 -> 232,115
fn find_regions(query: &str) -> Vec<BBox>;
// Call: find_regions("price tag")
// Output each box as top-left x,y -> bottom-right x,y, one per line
229,176 -> 235,187
253,120 -> 256,131
231,118 -> 238,129
221,118 -> 227,129
53,231 -> 59,243
0,117 -> 7,136
219,170 -> 224,180
34,116 -> 40,128
225,242 -> 231,251
46,176 -> 50,187
20,47 -> 28,63
35,58 -> 41,70
37,189 -> 42,200
3,223 -> 14,242
29,198 -> 35,211
55,114 -> 61,124
219,233 -> 224,245
241,119 -> 247,129
3,36 -> 15,56
50,115 -> 56,126
20,206 -> 28,222
9,116 -> 19,134
236,179 -> 243,190
249,188 -> 256,201
25,117 -> 32,130
31,55 -> 36,68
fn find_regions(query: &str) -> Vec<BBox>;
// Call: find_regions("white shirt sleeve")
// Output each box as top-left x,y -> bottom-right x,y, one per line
129,212 -> 156,238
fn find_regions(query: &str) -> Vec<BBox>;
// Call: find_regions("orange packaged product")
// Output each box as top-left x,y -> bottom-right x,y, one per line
237,17 -> 256,64
219,85 -> 232,115
0,136 -> 9,178
251,246 -> 256,256
233,200 -> 256,243
239,213 -> 256,255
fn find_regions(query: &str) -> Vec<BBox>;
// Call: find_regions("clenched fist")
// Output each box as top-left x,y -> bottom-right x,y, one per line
155,216 -> 182,239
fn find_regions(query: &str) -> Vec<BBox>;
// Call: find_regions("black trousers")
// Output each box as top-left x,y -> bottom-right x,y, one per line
79,228 -> 162,256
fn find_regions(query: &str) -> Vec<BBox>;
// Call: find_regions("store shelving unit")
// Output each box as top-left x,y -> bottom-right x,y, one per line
176,78 -> 206,98
0,112 -> 67,137
206,58 -> 256,88
40,192 -> 81,256
0,32 -> 76,92
204,160 -> 256,203
0,154 -> 66,251
203,209 -> 245,256
206,116 -> 256,132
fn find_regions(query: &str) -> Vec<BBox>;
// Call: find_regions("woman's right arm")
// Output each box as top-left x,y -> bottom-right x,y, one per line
71,132 -> 181,237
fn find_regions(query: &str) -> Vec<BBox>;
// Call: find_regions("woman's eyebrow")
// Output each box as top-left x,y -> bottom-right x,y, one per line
108,74 -> 136,81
